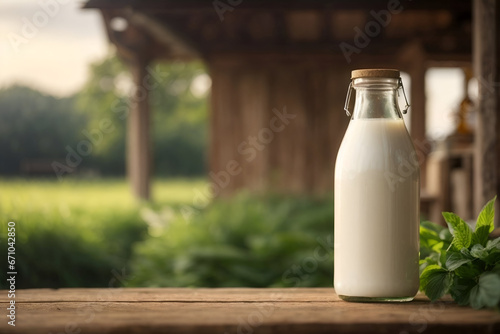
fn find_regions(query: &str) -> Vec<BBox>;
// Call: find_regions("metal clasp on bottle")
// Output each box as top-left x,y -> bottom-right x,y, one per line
343,78 -> 411,117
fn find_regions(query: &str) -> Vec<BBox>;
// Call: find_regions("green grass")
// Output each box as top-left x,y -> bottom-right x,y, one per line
0,177 -> 207,210
0,177 -> 206,288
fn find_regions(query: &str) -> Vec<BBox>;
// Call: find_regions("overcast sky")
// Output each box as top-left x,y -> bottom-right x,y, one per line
0,0 -> 108,97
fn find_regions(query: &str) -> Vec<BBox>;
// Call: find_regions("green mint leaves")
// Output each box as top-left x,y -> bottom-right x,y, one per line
445,251 -> 472,271
473,196 -> 497,246
442,212 -> 472,250
469,273 -> 500,309
419,196 -> 500,310
419,265 -> 453,301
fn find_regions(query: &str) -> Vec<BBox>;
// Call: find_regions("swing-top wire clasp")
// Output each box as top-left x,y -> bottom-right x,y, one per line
398,77 -> 410,115
343,77 -> 411,117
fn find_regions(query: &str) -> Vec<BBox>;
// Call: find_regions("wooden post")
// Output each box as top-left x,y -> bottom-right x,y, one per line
128,59 -> 151,200
397,42 -> 428,187
409,64 -> 427,187
473,0 -> 499,223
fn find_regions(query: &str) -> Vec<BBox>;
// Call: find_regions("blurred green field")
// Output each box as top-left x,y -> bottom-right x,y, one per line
0,178 -> 207,211
0,178 -> 334,289
0,178 -> 206,288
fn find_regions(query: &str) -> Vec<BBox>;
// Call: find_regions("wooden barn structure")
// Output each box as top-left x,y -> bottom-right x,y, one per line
83,0 -> 499,222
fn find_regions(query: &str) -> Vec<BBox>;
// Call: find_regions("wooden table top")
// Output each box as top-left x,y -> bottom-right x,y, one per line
1,288 -> 499,333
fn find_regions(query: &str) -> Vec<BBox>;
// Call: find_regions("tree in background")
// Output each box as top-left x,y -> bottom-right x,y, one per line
0,86 -> 84,174
0,52 -> 209,177
76,53 -> 209,176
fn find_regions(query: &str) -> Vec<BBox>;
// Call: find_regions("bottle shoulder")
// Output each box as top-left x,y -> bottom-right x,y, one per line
336,118 -> 419,174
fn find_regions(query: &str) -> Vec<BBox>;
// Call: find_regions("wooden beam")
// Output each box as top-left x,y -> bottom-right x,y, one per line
127,60 -> 152,200
83,0 -> 472,12
473,0 -> 499,223
100,9 -> 163,62
90,5 -> 472,60
123,8 -> 200,59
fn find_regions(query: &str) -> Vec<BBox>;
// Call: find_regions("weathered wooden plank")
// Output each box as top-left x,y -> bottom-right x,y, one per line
5,301 -> 499,334
209,62 -> 239,196
2,288 -> 340,303
210,53 -> 442,197
237,66 -> 269,193
0,288 -> 499,334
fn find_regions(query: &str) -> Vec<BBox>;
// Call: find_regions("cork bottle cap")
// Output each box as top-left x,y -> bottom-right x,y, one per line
351,69 -> 400,79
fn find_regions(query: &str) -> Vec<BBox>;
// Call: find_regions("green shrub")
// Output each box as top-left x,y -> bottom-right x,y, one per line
0,205 -> 147,289
0,178 -> 150,288
128,193 -> 334,287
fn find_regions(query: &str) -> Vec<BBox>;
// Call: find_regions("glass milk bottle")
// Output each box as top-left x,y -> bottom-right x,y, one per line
334,69 -> 420,302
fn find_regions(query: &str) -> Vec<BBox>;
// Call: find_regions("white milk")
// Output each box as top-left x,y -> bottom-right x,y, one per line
334,118 -> 419,299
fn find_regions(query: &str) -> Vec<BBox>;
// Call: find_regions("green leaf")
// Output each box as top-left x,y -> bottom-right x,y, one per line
472,226 -> 491,247
476,196 -> 496,233
420,264 -> 453,301
472,196 -> 496,246
420,256 -> 438,275
439,249 -> 448,267
449,276 -> 475,306
460,247 -> 472,257
472,238 -> 500,264
442,212 -> 472,250
483,249 -> 500,265
439,228 -> 453,243
454,248 -> 483,278
469,272 -> 500,309
419,227 -> 441,245
491,264 -> 500,275
470,244 -> 489,260
454,263 -> 483,279
421,220 -> 446,234
446,251 -> 472,271
486,237 -> 500,251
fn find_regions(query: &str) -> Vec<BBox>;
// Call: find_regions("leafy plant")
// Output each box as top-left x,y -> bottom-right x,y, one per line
75,54 -> 208,176
128,193 -> 334,288
419,196 -> 500,309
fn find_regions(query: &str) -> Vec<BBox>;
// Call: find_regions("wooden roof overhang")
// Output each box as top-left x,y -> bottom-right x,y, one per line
83,0 -> 472,64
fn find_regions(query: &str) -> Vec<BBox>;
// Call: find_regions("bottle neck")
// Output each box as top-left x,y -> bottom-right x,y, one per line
351,78 -> 402,120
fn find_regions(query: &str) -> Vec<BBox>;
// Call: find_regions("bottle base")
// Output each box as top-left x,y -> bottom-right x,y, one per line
338,295 -> 415,303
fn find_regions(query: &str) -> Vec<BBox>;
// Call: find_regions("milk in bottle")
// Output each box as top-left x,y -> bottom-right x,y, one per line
334,69 -> 420,302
